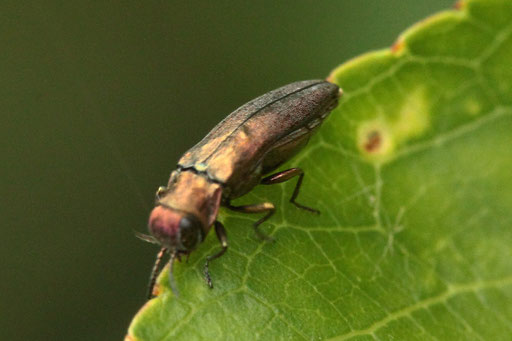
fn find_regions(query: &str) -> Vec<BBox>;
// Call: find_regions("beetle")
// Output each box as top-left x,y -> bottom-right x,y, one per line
137,79 -> 341,298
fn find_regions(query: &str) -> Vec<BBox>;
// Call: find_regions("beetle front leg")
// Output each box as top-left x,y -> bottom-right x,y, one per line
204,221 -> 228,289
261,167 -> 320,214
226,202 -> 275,241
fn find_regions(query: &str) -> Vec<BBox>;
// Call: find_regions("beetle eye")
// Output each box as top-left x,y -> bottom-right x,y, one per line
178,214 -> 202,250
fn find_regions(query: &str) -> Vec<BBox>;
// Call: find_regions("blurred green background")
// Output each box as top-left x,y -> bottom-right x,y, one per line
1,1 -> 452,340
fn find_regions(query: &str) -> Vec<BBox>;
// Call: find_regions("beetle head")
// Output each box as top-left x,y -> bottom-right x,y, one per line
139,205 -> 205,298
148,205 -> 204,252
140,172 -> 222,298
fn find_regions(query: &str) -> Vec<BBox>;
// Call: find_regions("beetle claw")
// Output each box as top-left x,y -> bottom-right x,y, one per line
253,225 -> 275,242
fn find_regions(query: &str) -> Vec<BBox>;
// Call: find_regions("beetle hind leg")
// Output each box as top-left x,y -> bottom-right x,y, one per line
226,201 -> 275,241
261,167 -> 320,214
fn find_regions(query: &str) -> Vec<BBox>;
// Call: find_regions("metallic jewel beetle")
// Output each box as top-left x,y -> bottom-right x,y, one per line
137,79 -> 341,298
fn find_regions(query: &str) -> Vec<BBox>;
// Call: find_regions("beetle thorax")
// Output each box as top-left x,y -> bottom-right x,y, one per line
158,171 -> 223,230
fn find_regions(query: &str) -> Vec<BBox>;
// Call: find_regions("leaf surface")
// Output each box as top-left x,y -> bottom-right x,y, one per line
127,1 -> 512,339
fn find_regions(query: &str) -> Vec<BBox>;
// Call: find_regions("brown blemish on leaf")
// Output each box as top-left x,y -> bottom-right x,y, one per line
364,130 -> 382,152
124,334 -> 138,341
454,0 -> 466,10
357,120 -> 395,164
391,38 -> 405,54
326,73 -> 336,83
152,282 -> 161,297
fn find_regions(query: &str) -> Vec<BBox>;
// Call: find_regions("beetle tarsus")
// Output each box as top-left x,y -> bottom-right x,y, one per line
290,201 -> 320,214
168,251 -> 180,297
261,167 -> 320,214
203,221 -> 228,288
147,247 -> 167,299
253,212 -> 276,242
204,260 -> 213,288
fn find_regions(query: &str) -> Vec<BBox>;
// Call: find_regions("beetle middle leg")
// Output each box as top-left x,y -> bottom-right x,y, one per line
204,220 -> 228,288
226,201 -> 275,241
261,167 -> 320,214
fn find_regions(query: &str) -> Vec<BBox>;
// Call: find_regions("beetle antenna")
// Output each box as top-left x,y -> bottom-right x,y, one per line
134,230 -> 159,244
168,250 -> 179,297
147,247 -> 167,299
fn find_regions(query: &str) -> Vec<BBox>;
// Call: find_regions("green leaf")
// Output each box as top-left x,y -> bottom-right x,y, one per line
127,0 -> 512,339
